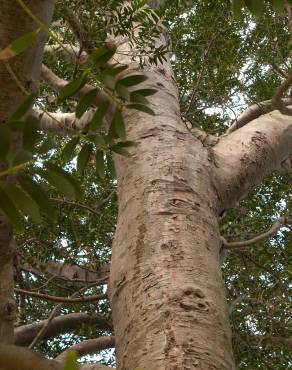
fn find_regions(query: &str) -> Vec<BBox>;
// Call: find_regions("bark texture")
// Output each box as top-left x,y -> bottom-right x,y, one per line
15,312 -> 112,346
0,0 -> 55,343
109,41 -> 234,369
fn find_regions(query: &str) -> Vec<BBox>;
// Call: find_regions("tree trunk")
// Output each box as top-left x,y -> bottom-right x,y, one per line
0,0 -> 56,343
109,44 -> 235,369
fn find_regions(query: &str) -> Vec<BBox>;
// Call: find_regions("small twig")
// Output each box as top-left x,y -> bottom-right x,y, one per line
221,216 -> 290,250
270,63 -> 288,79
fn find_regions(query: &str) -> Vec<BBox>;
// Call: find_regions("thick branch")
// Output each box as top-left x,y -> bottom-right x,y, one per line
20,260 -> 110,284
0,344 -> 62,370
14,288 -> 106,303
226,98 -> 292,134
222,217 -> 290,250
214,109 -> 292,211
15,313 -> 112,346
271,73 -> 292,115
33,108 -> 96,134
56,336 -> 115,361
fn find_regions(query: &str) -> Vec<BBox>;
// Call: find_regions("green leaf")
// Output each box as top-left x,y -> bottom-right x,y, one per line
12,149 -> 33,166
117,74 -> 147,87
232,0 -> 245,18
130,92 -> 149,105
127,103 -> 155,115
95,151 -> 105,179
116,84 -> 130,101
76,89 -> 98,118
36,165 -> 78,200
0,184 -> 22,230
113,109 -> 126,141
244,0 -> 264,15
272,0 -> 286,13
44,162 -> 81,200
88,134 -> 106,148
23,117 -> 40,151
62,137 -> 80,162
59,74 -> 87,100
132,88 -> 157,96
87,101 -> 110,131
0,181 -> 41,223
104,64 -> 128,76
89,46 -> 116,66
100,73 -> 116,90
37,138 -> 55,154
77,143 -> 93,175
9,94 -> 36,121
17,174 -> 56,220
0,125 -> 11,161
111,144 -> 131,157
0,29 -> 40,60
63,350 -> 80,370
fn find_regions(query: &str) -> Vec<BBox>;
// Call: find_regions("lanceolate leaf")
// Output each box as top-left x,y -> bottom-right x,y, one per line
130,92 -> 149,105
44,162 -> 81,200
87,101 -> 110,131
127,103 -> 155,115
62,136 -> 80,162
8,94 -> 36,122
272,0 -> 286,13
244,0 -> 264,16
60,74 -> 87,100
117,74 -> 147,87
23,116 -> 40,151
95,151 -> 105,179
12,149 -> 34,166
90,46 -> 117,66
0,185 -> 22,230
0,181 -> 41,223
0,125 -> 11,161
36,166 -> 77,200
132,88 -> 157,97
17,174 -> 56,220
0,29 -> 40,60
232,0 -> 245,18
76,89 -> 98,118
77,143 -> 93,175
113,109 -> 126,141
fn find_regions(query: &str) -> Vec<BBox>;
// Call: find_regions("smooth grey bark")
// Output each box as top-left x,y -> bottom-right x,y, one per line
0,0 -> 56,344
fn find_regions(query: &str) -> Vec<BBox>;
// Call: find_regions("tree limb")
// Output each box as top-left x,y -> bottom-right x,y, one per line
271,73 -> 292,115
221,216 -> 291,250
14,288 -> 107,303
226,98 -> 292,134
19,259 -> 110,284
15,313 -> 112,346
56,336 -> 115,361
214,109 -> 292,211
0,344 -> 62,370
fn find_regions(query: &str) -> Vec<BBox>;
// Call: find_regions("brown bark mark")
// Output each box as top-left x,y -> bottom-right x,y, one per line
109,47 -> 235,369
214,110 -> 292,211
0,0 -> 56,343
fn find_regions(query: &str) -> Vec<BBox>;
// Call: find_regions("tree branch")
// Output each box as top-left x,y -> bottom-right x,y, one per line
214,109 -> 292,211
20,259 -> 110,284
221,216 -> 291,250
14,288 -> 107,303
0,344 -> 62,370
226,98 -> 292,134
271,72 -> 292,115
15,313 -> 112,346
56,336 -> 115,361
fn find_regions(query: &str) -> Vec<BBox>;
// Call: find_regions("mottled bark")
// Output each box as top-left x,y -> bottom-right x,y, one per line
109,38 -> 234,369
0,0 -> 56,344
15,313 -> 112,346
